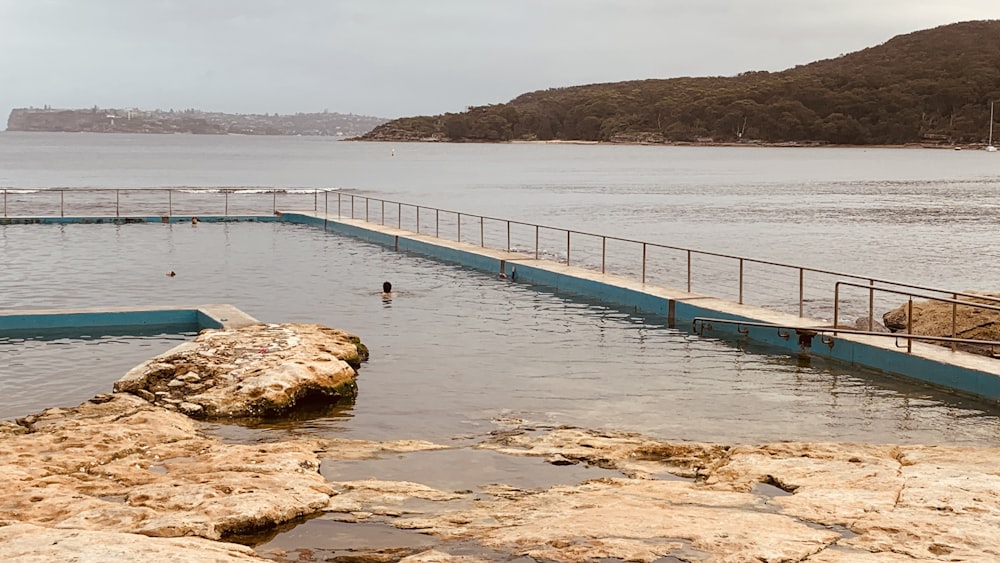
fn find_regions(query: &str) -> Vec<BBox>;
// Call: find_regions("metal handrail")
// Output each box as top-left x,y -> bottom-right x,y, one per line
6,188 -> 997,350
1,187 -> 329,218
834,281 -> 1000,352
692,317 -> 1000,355
330,192 -> 993,322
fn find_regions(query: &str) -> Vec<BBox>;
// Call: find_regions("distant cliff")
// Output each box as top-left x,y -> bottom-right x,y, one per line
6,107 -> 388,137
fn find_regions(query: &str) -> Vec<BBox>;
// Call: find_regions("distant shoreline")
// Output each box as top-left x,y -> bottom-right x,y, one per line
2,130 -> 990,150
351,136 -> 988,150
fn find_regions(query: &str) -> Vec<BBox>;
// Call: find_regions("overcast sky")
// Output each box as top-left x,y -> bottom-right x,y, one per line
2,0 -> 999,120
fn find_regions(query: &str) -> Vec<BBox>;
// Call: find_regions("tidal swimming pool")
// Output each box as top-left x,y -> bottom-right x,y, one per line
2,221 -> 1000,445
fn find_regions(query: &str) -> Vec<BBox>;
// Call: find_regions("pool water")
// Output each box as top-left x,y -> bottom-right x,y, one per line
2,221 -> 1000,445
0,327 -> 196,419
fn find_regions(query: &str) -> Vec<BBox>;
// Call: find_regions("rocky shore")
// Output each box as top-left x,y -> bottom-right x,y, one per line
3,322 -> 1000,562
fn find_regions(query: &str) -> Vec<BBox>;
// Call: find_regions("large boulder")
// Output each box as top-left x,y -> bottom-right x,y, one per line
114,323 -> 367,418
882,292 -> 1000,353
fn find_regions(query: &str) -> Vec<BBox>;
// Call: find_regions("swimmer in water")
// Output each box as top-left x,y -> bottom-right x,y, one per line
166,271 -> 177,277
380,281 -> 396,299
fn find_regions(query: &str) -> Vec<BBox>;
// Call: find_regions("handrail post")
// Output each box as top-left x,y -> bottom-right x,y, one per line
324,190 -> 328,231
833,282 -> 841,336
337,192 -> 342,218
686,250 -> 692,292
225,191 -> 229,216
738,258 -> 744,304
457,213 -> 462,242
115,189 -> 120,218
313,189 -> 317,211
398,202 -> 401,228
907,298 -> 914,353
61,189 -> 65,217
350,195 -> 355,219
507,221 -> 511,252
272,189 -> 276,215
365,198 -> 369,222
436,209 -> 439,237
381,200 -> 385,225
480,216 -> 484,247
167,189 -> 171,218
952,293 -> 958,351
798,268 -> 804,317
601,236 -> 606,274
2,189 -> 5,217
535,225 -> 539,260
566,231 -> 571,265
642,243 -> 647,283
416,206 -> 420,233
868,280 -> 875,331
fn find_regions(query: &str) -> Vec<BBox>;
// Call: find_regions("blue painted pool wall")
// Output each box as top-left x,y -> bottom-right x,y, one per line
506,263 -> 672,315
286,214 -> 1000,402
0,310 -> 201,332
196,310 -> 224,330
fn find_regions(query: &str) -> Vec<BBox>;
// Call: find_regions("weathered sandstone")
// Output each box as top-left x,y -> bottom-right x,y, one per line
0,523 -> 263,563
315,426 -> 1000,562
7,322 -> 1000,562
883,291 -> 1000,353
0,392 -> 441,562
114,323 -> 368,418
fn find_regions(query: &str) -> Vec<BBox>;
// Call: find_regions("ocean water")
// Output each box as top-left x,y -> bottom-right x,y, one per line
3,220 -> 999,447
3,132 -> 1000,291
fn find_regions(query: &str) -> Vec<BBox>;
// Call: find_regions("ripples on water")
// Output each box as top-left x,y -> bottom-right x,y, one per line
3,221 -> 1000,446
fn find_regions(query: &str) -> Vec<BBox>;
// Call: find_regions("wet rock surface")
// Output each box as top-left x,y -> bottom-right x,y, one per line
304,427 -> 1000,562
6,323 -> 1000,561
114,323 -> 368,418
6,408 -> 1000,561
0,392 -> 441,562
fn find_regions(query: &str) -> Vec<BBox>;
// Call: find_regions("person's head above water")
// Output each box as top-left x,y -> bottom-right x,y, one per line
382,281 -> 392,293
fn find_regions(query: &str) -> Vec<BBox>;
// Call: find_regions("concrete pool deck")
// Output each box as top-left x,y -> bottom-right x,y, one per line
284,211 -> 1000,402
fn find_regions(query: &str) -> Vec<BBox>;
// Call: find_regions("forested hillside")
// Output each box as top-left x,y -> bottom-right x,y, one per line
361,20 -> 1000,146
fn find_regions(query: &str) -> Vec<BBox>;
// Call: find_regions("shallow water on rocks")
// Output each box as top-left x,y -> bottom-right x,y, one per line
320,447 -> 623,492
250,520 -> 537,563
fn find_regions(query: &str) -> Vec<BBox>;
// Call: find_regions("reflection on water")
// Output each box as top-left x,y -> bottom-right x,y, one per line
3,221 -> 1000,446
